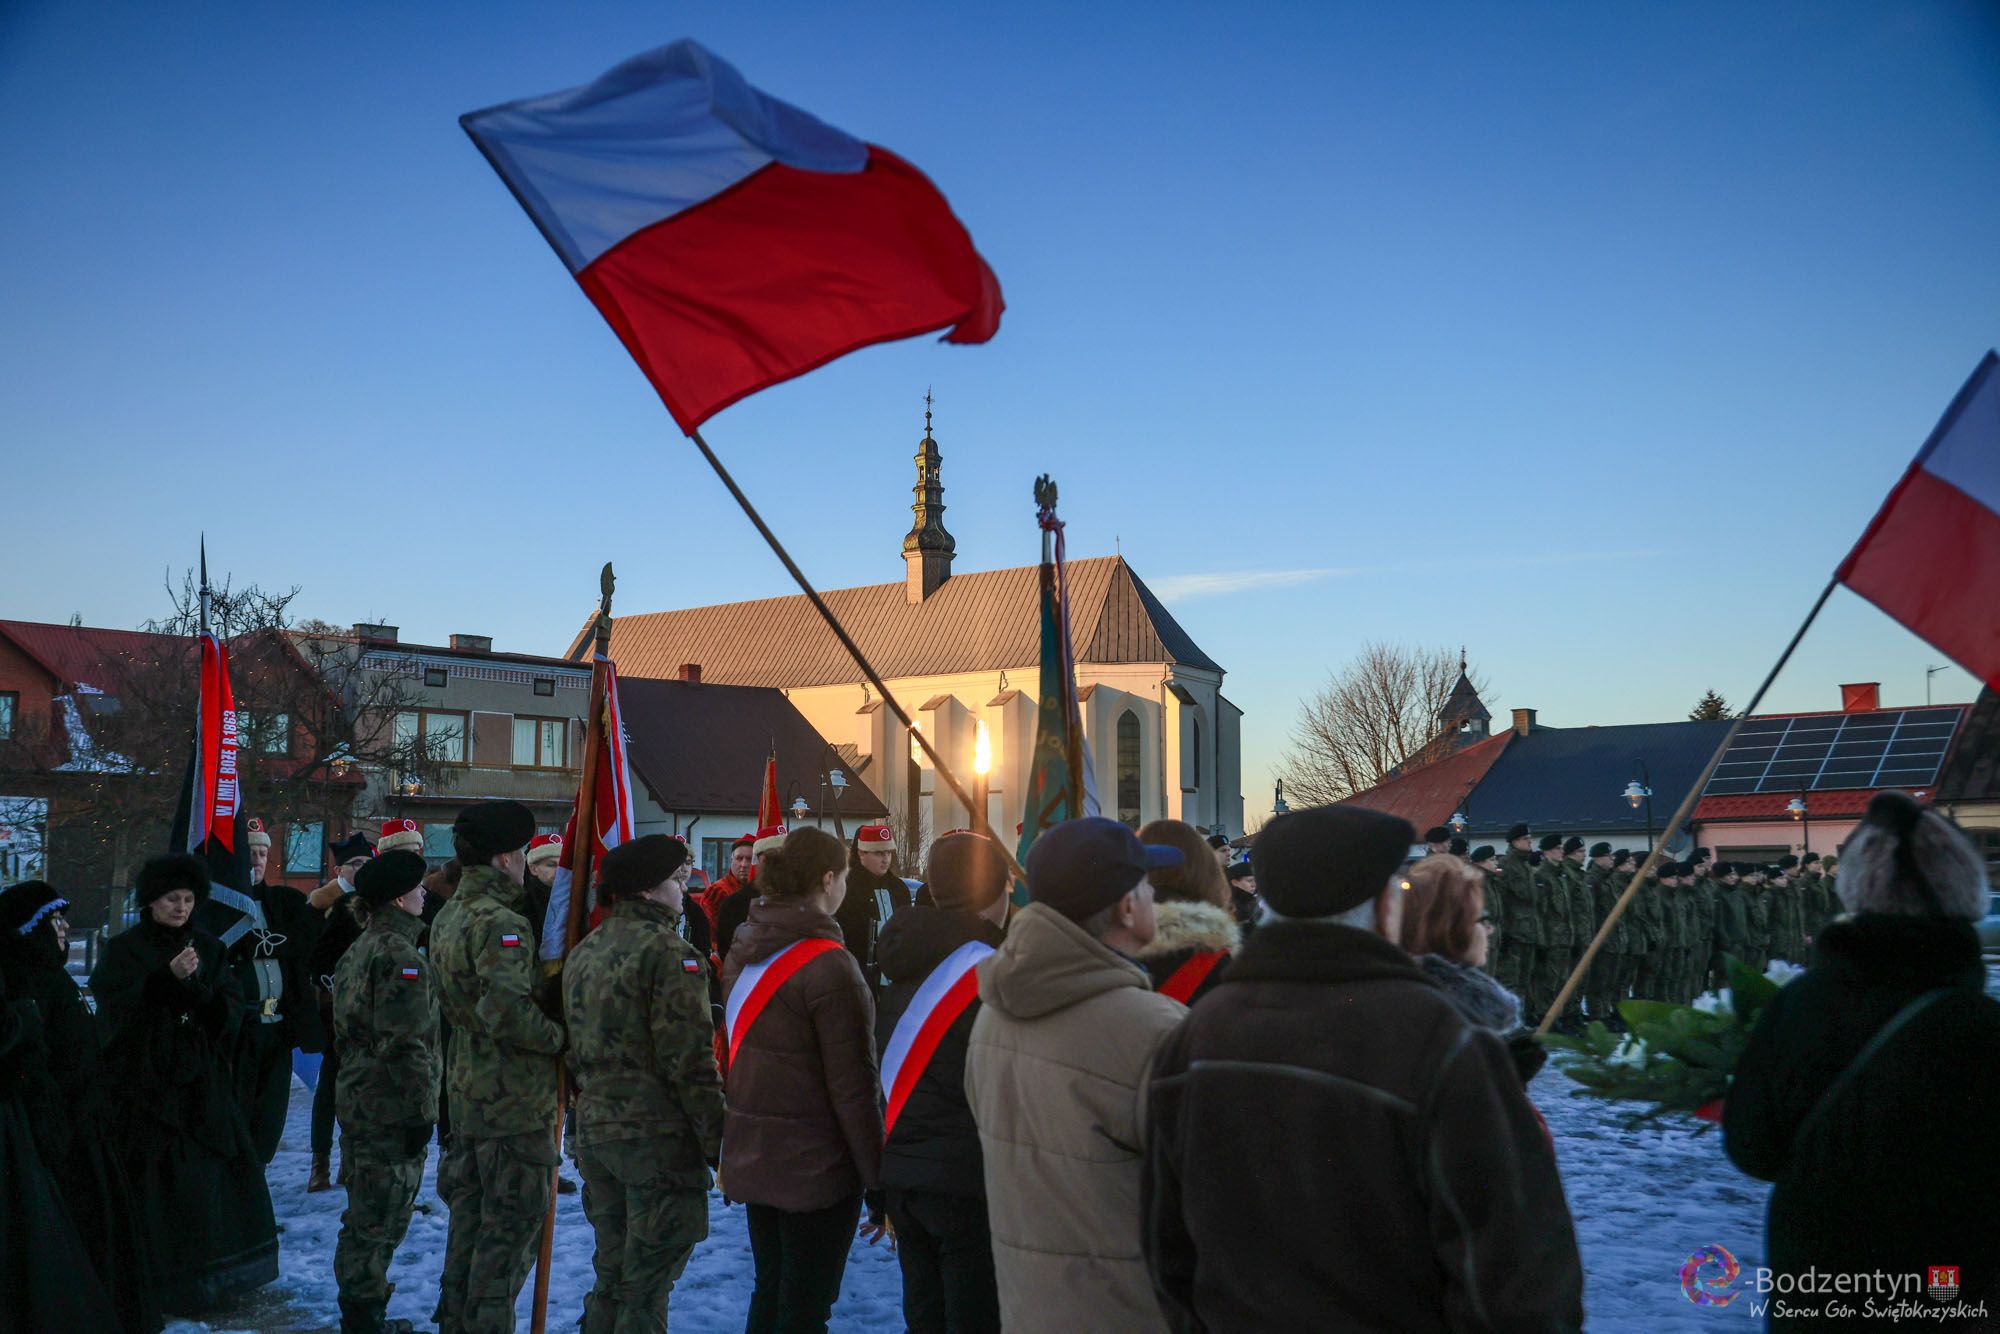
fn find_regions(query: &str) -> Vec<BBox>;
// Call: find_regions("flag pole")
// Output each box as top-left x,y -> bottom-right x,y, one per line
1535,576 -> 1839,1036
529,564 -> 615,1334
686,427 -> 1028,883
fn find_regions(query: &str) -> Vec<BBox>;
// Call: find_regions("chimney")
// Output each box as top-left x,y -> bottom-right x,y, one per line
677,663 -> 702,684
1840,682 -> 1880,713
1511,707 -> 1537,737
353,622 -> 398,643
450,634 -> 492,653
902,395 -> 955,603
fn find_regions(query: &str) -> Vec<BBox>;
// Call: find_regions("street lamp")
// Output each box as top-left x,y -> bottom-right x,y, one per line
1449,811 -> 1468,835
1787,791 -> 1809,857
972,719 -> 992,839
827,768 -> 847,841
1623,763 -> 1655,852
1272,780 -> 1289,818
790,794 -> 810,825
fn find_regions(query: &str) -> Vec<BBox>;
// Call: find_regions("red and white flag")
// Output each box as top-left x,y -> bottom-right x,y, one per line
1838,351 -> 2000,688
541,654 -> 638,962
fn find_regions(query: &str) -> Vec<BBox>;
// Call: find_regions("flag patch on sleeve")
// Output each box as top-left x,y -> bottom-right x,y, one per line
401,967 -> 421,980
681,958 -> 702,974
500,933 -> 522,948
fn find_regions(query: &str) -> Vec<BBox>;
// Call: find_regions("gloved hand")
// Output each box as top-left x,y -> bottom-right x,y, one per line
1507,1032 -> 1549,1085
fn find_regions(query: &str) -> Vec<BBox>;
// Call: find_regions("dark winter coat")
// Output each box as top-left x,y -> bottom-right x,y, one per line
842,864 -> 920,988
1143,920 -> 1585,1334
721,896 -> 883,1213
874,903 -> 1004,1199
201,880 -> 328,1053
1723,914 -> 2000,1321
1134,901 -> 1238,1005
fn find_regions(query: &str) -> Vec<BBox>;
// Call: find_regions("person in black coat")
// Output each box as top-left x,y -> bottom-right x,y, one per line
0,881 -> 161,1333
89,854 -> 278,1316
1724,792 -> 2000,1325
874,832 -> 1009,1334
843,824 -> 920,991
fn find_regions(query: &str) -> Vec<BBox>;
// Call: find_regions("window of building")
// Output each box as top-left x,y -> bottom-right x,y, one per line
422,822 -> 456,860
512,716 -> 569,769
239,709 -> 291,756
1117,710 -> 1142,829
285,821 -> 324,875
394,709 -> 467,765
534,677 -> 556,697
424,666 -> 448,688
0,692 -> 15,740
1191,716 -> 1202,788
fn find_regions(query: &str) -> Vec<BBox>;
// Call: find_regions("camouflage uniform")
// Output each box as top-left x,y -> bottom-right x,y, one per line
1583,863 -> 1629,1020
1742,879 -> 1770,972
561,897 -> 725,1334
1531,855 -> 1572,1022
1626,865 -> 1660,1000
333,904 -> 442,1330
429,864 -> 567,1334
1765,875 -> 1799,966
1688,872 -> 1719,999
1491,847 -> 1542,1005
1559,856 -> 1593,1021
1713,880 -> 1750,979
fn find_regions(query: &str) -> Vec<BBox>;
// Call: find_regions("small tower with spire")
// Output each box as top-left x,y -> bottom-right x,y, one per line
903,391 -> 956,603
1439,649 -> 1491,740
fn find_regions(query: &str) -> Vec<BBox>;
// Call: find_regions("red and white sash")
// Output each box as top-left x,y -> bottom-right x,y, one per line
725,937 -> 844,1068
880,939 -> 995,1137
1157,950 -> 1227,1004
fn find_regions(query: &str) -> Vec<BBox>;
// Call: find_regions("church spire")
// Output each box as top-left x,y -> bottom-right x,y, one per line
903,390 -> 956,603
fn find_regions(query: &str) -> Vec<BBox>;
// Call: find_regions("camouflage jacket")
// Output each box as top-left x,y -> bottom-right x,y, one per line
429,864 -> 565,1139
1537,862 -> 1574,947
1495,850 -> 1544,947
1690,879 -> 1719,949
561,897 -> 724,1172
1565,862 -> 1595,949
1588,867 -> 1630,954
332,904 -> 440,1130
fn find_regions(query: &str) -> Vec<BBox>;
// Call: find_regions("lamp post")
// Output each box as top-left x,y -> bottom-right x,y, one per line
1786,791 -> 1809,857
1449,810 -> 1468,836
972,719 -> 992,839
1272,780 -> 1289,819
827,768 -> 847,842
1623,763 -> 1655,852
791,794 -> 810,827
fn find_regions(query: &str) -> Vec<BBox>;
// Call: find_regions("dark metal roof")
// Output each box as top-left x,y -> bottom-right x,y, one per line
1936,687 -> 2000,803
1463,720 -> 1735,835
615,675 -> 889,819
568,556 -> 1222,687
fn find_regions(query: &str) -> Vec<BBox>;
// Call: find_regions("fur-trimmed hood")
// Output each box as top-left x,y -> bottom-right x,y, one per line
1137,900 -> 1241,961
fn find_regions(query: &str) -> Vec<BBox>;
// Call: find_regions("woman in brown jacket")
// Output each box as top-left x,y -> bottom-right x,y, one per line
721,827 -> 885,1334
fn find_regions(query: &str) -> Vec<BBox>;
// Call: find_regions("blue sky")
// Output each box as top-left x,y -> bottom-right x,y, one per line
3,2 -> 1997,815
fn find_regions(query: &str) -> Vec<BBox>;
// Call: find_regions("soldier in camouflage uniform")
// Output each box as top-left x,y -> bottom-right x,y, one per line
1581,844 -> 1623,1022
562,835 -> 725,1334
1468,846 -> 1502,974
1688,853 -> 1720,999
1650,863 -> 1683,1002
1490,826 -> 1541,1006
1741,865 -> 1771,971
1621,852 -> 1657,1001
1767,857 -> 1801,965
333,850 -> 441,1334
429,801 -> 566,1334
1531,835 -> 1572,1025
1713,864 -> 1752,979
1559,838 -> 1594,1024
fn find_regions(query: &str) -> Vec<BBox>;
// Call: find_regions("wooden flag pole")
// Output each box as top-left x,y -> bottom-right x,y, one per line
529,566 -> 615,1334
1535,576 -> 1839,1036
687,427 -> 1029,881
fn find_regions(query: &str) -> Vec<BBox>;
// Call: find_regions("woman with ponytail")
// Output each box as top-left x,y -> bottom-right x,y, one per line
721,826 -> 885,1333
1724,792 -> 1999,1322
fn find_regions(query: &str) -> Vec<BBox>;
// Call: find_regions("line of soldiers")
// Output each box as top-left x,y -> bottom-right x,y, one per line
1473,825 -> 1843,1029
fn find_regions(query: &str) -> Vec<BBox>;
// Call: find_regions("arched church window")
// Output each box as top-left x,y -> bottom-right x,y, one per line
1191,716 -> 1203,788
1117,710 -> 1142,829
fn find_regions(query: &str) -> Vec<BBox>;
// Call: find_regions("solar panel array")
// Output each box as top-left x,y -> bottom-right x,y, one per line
1703,708 -> 1962,796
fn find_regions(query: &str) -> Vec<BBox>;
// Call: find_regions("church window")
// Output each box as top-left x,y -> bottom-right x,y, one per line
1117,710 -> 1142,829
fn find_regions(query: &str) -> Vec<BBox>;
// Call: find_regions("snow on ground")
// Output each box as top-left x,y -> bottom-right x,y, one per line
166,963 -> 1999,1333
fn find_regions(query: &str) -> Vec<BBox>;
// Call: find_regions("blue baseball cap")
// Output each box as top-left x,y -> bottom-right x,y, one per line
1025,816 -> 1183,921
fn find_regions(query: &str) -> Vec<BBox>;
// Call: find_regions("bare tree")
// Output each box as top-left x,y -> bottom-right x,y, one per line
1277,643 -> 1489,806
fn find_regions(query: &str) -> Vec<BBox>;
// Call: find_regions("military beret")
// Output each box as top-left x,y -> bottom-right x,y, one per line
356,850 -> 427,906
1423,825 -> 1452,844
1470,845 -> 1497,864
1225,857 -> 1255,883
1206,832 -> 1231,850
330,832 -> 376,864
1506,824 -> 1531,843
1694,846 -> 1713,863
1253,805 -> 1414,918
1589,842 -> 1612,858
1802,852 -> 1822,866
1777,853 -> 1799,870
1612,850 -> 1636,868
1539,834 -> 1565,852
1563,836 -> 1585,854
452,800 -> 537,862
1448,837 -> 1469,857
599,834 -> 691,901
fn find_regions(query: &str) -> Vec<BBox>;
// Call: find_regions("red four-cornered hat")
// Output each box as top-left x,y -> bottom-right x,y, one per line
526,832 -> 564,866
377,817 -> 424,855
855,824 -> 894,850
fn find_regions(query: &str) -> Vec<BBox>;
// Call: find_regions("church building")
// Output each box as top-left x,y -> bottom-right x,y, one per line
572,411 -> 1243,847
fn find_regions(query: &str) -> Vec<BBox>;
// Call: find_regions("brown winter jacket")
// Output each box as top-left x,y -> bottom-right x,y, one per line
721,897 -> 883,1213
1142,919 -> 1584,1333
963,902 -> 1187,1334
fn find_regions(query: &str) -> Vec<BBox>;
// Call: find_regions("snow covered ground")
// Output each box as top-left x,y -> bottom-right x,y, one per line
164,963 -> 1997,1333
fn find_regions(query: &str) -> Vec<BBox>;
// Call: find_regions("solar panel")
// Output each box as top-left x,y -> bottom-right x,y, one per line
1702,709 -> 1963,796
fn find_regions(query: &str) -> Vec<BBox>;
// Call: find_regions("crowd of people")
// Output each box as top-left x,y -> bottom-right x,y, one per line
1,786 -> 1994,1332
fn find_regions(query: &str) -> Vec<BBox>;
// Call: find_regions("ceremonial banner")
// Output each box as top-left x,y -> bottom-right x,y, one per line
1015,481 -> 1094,896
462,40 -> 1002,432
757,754 -> 782,831
1837,350 -> 2000,688
541,654 -> 638,962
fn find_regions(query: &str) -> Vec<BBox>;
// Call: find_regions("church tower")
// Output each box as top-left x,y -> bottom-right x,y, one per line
1439,650 -> 1491,740
903,394 -> 956,603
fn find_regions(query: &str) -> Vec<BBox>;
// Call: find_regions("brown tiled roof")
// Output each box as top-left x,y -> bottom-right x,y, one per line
1339,732 -> 1513,830
0,620 -> 182,694
573,556 -> 1222,687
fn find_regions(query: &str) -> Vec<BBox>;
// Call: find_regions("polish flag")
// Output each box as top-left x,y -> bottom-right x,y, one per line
1838,351 -> 2000,688
462,41 -> 1002,433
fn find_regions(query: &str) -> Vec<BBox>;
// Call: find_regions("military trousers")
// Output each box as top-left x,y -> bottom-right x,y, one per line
1529,944 -> 1574,1024
1490,940 -> 1530,999
575,1138 -> 709,1334
334,1131 -> 427,1307
1584,951 -> 1627,1019
435,1129 -> 558,1334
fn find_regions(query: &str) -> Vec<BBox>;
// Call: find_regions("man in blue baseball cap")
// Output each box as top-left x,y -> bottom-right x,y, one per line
963,818 -> 1188,1332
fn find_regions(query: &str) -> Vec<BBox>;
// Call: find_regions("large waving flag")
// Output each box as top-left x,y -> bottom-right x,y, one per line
541,654 -> 639,963
462,40 -> 1002,433
1838,351 -> 2000,688
175,549 -> 263,952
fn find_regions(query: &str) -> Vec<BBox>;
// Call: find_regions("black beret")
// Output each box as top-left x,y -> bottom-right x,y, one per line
1802,852 -> 1822,866
1694,847 -> 1713,862
1206,832 -> 1230,850
1506,824 -> 1531,843
1589,842 -> 1612,858
599,834 -> 692,901
1448,837 -> 1469,857
1253,805 -> 1414,919
1539,834 -> 1565,852
0,881 -> 68,937
136,853 -> 210,907
1225,857 -> 1255,883
1776,854 -> 1799,870
1563,837 -> 1585,854
1612,850 -> 1636,868
452,800 -> 537,862
330,832 -> 376,864
355,850 -> 427,906
1423,826 -> 1452,844
1470,845 -> 1497,864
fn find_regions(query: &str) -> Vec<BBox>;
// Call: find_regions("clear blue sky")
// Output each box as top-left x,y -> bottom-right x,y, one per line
4,1 -> 1997,816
